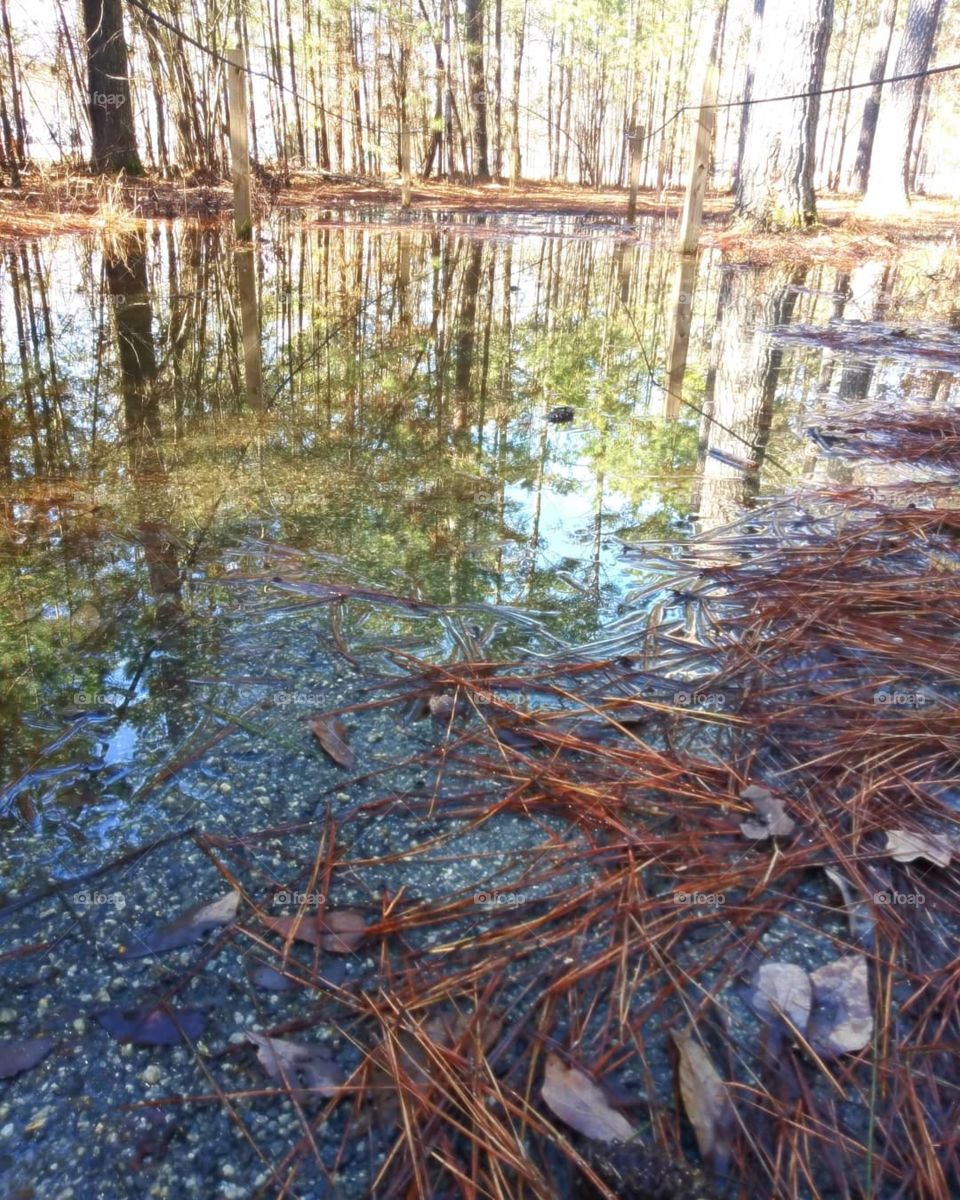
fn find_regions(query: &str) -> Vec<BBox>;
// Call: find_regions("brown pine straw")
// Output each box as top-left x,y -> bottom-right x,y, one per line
123,479 -> 959,1198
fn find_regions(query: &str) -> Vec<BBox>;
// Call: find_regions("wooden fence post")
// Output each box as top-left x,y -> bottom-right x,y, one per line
235,248 -> 263,409
676,32 -> 719,253
227,48 -> 252,241
400,118 -> 412,208
626,125 -> 644,222
663,252 -> 699,419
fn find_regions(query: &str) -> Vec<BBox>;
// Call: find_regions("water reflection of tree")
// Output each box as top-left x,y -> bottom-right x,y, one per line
694,264 -> 807,530
104,233 -> 187,739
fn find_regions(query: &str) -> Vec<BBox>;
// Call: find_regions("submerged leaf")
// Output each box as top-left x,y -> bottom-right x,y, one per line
750,962 -> 812,1033
808,954 -> 873,1057
541,1053 -> 635,1143
738,785 -> 795,840
307,716 -> 356,768
120,890 -> 239,958
249,964 -> 301,992
96,1004 -> 205,1045
0,1037 -> 57,1079
884,829 -> 953,868
246,1032 -> 343,1099
672,1030 -> 734,1174
262,907 -> 366,953
319,909 -> 366,953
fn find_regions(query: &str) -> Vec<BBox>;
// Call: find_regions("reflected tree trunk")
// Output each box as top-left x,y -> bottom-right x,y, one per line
695,264 -> 806,529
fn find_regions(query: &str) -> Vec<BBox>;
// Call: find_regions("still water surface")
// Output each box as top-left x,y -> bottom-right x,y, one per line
1,211 -> 958,890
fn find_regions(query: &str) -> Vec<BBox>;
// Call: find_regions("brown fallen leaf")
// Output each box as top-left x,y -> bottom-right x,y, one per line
246,1031 -> 343,1100
739,784 -> 795,840
750,962 -> 812,1032
96,1004 -> 205,1045
0,1037 -> 57,1079
672,1030 -> 734,1174
541,1053 -> 635,1143
884,829 -> 953,868
807,954 -> 873,1058
120,889 -> 240,958
320,909 -> 367,952
262,907 -> 366,953
307,716 -> 356,769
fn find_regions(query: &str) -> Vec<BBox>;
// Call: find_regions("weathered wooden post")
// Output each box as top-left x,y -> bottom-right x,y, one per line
400,118 -> 412,209
663,252 -> 699,419
626,125 -> 644,222
235,248 -> 264,409
227,47 -> 252,241
676,28 -> 719,253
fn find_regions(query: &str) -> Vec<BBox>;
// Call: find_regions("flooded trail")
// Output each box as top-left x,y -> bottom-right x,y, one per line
1,212 -> 958,1199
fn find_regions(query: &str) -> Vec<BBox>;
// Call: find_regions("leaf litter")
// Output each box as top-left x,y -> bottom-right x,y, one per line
9,473 -> 960,1199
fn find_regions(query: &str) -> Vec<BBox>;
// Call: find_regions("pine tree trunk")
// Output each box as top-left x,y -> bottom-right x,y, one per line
493,0 -> 502,176
850,0 -> 898,193
464,0 -> 490,178
861,0 -> 944,213
734,0 -> 833,228
81,0 -> 141,173
509,0 -> 525,182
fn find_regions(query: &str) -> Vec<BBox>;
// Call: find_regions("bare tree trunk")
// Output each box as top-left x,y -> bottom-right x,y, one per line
81,0 -> 142,172
733,0 -> 764,194
493,0 -> 502,176
735,0 -> 834,228
509,0 -> 525,182
862,0 -> 944,213
850,0 -> 898,193
0,0 -> 25,172
464,0 -> 490,178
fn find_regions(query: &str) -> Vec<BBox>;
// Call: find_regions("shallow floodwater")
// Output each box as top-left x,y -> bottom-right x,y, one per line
1,213 -> 959,893
2,210 -> 960,1199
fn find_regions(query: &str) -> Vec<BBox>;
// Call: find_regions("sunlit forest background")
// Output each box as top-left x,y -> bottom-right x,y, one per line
3,0 -> 960,196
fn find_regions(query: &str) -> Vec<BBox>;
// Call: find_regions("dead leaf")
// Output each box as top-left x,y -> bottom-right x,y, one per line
739,785 -> 795,840
750,962 -> 812,1032
246,1031 -> 343,1099
428,693 -> 457,721
807,954 -> 873,1058
884,829 -> 953,868
249,964 -> 301,991
0,1037 -> 57,1079
262,907 -> 366,953
541,1052 -> 635,1143
308,716 -> 356,769
320,909 -> 366,953
96,1004 -> 205,1045
120,890 -> 239,958
672,1030 -> 734,1173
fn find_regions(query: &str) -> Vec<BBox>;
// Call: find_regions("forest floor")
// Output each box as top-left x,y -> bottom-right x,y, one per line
0,169 -> 957,265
